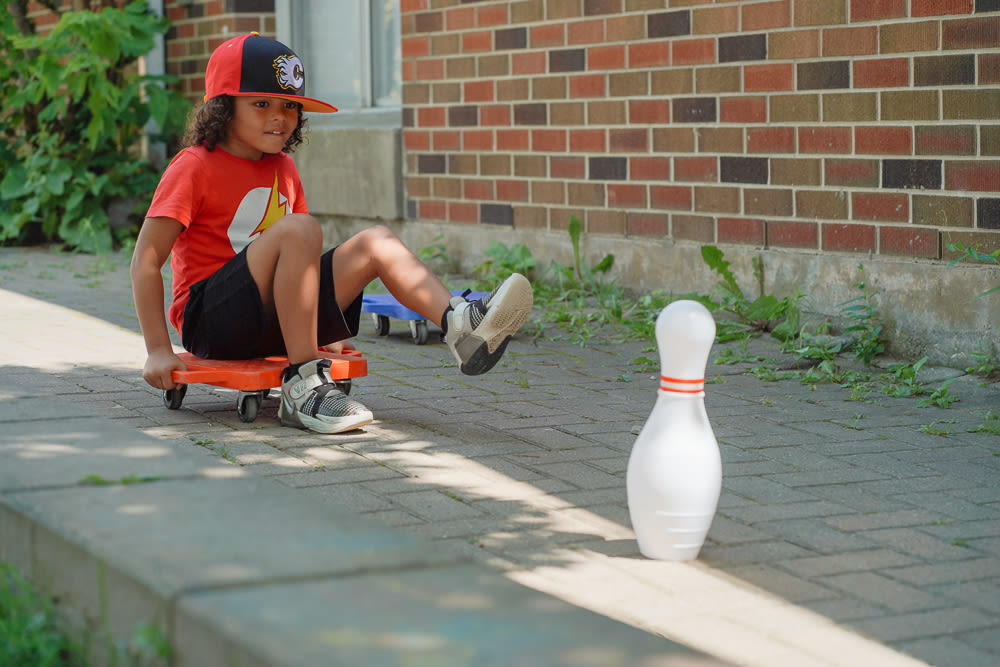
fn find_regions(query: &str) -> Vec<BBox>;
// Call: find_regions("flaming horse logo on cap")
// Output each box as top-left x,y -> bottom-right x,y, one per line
273,54 -> 304,91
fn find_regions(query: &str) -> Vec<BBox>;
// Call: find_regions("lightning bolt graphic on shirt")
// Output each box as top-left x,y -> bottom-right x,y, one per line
250,172 -> 288,237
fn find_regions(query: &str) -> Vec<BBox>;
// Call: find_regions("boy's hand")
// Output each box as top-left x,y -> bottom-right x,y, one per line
143,347 -> 187,390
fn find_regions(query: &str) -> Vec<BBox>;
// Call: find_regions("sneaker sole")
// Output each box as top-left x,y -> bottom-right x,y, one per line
280,409 -> 374,434
455,273 -> 533,375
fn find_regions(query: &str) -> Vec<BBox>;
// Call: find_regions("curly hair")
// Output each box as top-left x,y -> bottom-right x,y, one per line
182,95 -> 307,153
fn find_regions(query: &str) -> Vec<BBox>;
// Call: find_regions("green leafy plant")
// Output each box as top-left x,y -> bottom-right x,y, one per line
1,2 -> 190,252
916,377 -> 960,409
699,246 -> 801,342
838,268 -> 885,366
0,561 -> 80,666
884,356 -> 932,398
472,240 -> 537,286
946,242 -> 1000,299
970,410 -> 1000,436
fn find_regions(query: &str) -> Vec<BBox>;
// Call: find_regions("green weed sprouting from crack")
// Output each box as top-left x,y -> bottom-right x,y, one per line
80,474 -> 164,486
970,410 -> 1000,436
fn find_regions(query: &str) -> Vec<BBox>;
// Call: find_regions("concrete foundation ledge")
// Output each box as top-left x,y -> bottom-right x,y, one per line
0,404 -> 722,666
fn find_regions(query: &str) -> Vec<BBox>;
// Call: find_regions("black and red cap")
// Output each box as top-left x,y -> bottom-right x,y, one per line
204,32 -> 337,113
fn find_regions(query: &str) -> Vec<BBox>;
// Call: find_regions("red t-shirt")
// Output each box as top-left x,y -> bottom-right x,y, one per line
146,145 -> 308,335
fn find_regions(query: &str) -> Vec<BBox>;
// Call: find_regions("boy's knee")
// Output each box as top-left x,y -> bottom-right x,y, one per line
273,214 -> 323,246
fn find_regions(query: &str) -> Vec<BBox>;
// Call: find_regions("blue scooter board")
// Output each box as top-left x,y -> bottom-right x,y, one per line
361,290 -> 485,345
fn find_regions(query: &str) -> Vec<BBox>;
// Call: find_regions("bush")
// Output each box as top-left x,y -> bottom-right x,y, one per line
0,1 -> 190,252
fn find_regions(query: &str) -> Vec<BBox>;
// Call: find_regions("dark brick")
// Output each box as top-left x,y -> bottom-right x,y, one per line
719,34 -> 767,63
550,49 -> 586,72
979,199 -> 1000,229
403,107 -> 414,128
417,155 -> 446,174
589,157 -> 628,180
514,103 -> 547,125
673,98 -> 717,123
648,10 -> 691,38
187,2 -> 204,17
721,157 -> 769,184
977,0 -> 1000,11
481,203 -> 514,226
415,12 -> 443,32
797,61 -> 850,90
406,199 -> 418,220
495,27 -> 527,50
882,159 -> 943,190
227,0 -> 274,10
914,55 -> 975,86
448,106 -> 478,126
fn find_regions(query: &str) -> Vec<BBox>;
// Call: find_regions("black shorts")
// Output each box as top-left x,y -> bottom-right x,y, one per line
181,246 -> 362,360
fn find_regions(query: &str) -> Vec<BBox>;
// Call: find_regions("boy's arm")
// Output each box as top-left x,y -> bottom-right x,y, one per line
130,217 -> 186,389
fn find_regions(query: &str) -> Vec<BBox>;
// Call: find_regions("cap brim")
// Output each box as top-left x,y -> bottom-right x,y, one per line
228,91 -> 338,113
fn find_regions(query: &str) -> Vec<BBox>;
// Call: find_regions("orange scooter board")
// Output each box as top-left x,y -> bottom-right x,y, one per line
163,350 -> 367,423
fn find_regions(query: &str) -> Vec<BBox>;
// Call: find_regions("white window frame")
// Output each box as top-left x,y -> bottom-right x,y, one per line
276,0 -> 401,128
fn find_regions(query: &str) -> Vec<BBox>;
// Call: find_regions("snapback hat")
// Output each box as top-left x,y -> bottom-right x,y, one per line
204,32 -> 337,113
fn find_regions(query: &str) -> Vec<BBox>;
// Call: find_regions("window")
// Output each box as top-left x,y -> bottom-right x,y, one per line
276,0 -> 401,125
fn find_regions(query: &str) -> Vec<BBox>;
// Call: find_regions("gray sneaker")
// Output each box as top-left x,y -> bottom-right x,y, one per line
279,359 -> 373,434
445,273 -> 534,375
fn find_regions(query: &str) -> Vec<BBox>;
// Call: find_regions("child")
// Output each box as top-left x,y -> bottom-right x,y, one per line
131,33 -> 533,435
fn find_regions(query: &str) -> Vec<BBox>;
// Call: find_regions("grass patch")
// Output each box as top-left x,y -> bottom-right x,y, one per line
0,561 -> 81,667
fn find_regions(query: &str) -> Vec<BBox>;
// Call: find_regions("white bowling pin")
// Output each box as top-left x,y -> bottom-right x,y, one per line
627,300 -> 722,561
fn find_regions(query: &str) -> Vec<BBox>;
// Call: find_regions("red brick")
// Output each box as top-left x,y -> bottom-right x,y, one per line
530,24 -> 564,48
943,16 -> 1000,50
401,0 -> 429,13
745,63 -> 795,92
570,74 -> 606,97
464,180 -> 494,200
628,99 -> 671,124
497,179 -> 528,202
767,221 -> 818,249
463,81 -> 494,103
721,97 -> 767,123
462,30 -> 493,52
981,54 -> 1000,84
551,157 -> 586,179
463,130 -> 493,151
512,51 -> 547,75
448,201 -> 479,223
822,223 -> 876,252
630,40 -> 673,68
480,105 -> 511,126
588,44 -> 627,70
853,58 -> 909,88
879,226 -> 939,258
742,0 -> 791,30
433,130 -> 460,150
610,128 -> 649,152
532,129 -> 567,152
853,193 -> 909,221
627,213 -> 669,237
855,126 -> 912,155
823,26 -> 878,56
568,18 -> 605,44
912,0 -> 973,18
570,129 -> 606,152
497,129 -> 530,150
916,126 -> 976,155
850,0 -> 905,22
608,184 -> 647,208
719,217 -> 766,245
650,185 -> 693,210
445,6 -> 475,30
630,157 -> 671,181
799,127 -> 852,154
826,159 -> 880,187
402,36 -> 430,58
946,161 -> 1000,192
675,157 -> 718,182
747,127 -> 796,153
478,3 -> 508,26
404,130 -> 430,150
417,107 -> 446,127
420,200 -> 447,220
672,38 -> 716,66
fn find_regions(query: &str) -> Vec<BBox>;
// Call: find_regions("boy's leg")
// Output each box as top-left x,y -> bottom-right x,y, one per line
329,225 -> 533,375
246,214 -> 372,434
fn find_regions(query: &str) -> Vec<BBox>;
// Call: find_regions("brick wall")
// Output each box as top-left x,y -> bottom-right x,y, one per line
163,0 -> 277,103
400,0 -> 1000,262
